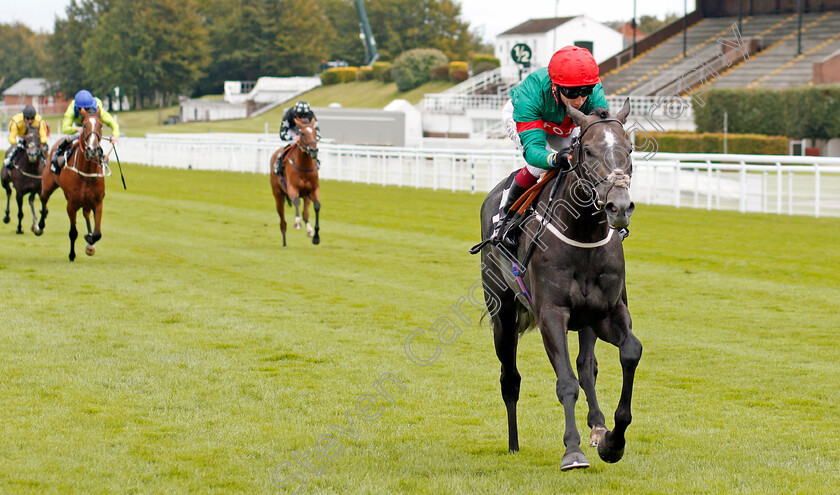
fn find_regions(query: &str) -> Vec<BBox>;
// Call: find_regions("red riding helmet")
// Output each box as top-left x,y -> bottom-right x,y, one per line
548,45 -> 600,87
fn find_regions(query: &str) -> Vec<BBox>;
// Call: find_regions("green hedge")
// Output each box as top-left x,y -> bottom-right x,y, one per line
372,61 -> 392,82
635,131 -> 788,155
356,66 -> 374,81
693,86 -> 840,139
319,67 -> 358,85
471,53 -> 500,68
391,48 -> 448,92
449,61 -> 469,83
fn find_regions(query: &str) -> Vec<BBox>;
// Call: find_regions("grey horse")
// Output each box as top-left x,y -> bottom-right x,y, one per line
477,99 -> 642,470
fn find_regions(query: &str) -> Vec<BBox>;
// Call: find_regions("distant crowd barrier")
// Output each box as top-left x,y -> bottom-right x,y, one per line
113,135 -> 840,218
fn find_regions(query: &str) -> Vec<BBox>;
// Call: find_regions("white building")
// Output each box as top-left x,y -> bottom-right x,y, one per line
495,16 -> 624,71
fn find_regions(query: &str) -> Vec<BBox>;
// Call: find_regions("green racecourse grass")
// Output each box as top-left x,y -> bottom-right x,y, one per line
1,163 -> 839,494
111,81 -> 454,137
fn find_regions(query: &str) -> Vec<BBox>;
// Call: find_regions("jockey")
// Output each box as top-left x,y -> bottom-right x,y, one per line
4,105 -> 48,169
492,45 -> 609,246
51,90 -> 120,173
276,101 -> 320,175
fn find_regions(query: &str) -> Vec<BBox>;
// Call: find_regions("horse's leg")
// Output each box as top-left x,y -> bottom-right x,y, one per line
493,297 -> 522,453
285,183 -> 302,230
293,197 -> 302,229
67,203 -> 78,262
303,197 -> 314,237
592,302 -> 642,464
30,192 -> 42,235
311,189 -> 321,245
15,188 -> 24,234
2,174 -> 10,224
539,306 -> 589,470
577,327 -> 607,447
272,180 -> 288,247
39,169 -> 57,231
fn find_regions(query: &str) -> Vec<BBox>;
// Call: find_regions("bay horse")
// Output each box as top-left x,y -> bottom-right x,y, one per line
270,117 -> 321,247
2,124 -> 46,235
476,99 -> 642,470
40,109 -> 108,261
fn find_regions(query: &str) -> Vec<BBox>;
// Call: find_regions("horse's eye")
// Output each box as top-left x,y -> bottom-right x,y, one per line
584,147 -> 591,156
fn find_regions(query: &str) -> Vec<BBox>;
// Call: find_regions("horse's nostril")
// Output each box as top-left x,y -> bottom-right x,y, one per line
608,203 -> 618,214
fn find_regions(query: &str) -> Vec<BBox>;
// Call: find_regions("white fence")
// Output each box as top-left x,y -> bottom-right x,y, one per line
114,135 -> 840,218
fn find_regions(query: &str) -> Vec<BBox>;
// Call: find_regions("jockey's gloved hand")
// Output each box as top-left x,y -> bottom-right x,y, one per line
551,149 -> 572,170
16,136 -> 24,147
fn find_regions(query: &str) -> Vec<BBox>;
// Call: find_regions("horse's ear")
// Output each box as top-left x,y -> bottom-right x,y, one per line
565,101 -> 591,127
616,98 -> 631,125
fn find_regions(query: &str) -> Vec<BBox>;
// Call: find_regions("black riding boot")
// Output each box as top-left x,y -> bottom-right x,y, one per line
3,148 -> 17,169
491,179 -> 529,247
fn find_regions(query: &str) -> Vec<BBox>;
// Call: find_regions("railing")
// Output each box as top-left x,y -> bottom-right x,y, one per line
417,94 -> 693,121
113,136 -> 840,217
420,94 -> 508,114
607,95 -> 695,122
441,68 -> 501,95
441,66 -> 521,96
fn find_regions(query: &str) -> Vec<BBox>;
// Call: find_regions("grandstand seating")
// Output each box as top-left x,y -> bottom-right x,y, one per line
601,11 -> 840,95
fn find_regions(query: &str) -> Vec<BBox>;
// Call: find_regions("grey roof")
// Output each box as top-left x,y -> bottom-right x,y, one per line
499,17 -> 576,36
3,78 -> 47,96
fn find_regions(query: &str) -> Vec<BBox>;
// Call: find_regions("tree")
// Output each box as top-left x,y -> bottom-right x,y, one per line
317,0 -> 366,66
0,23 -> 50,93
135,0 -> 210,103
193,0 -> 277,95
265,0 -> 336,76
47,0 -> 110,98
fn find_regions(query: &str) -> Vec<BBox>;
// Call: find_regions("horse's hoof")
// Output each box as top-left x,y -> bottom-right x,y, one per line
16,229 -> 23,235
69,254 -> 75,262
312,235 -> 320,245
2,216 -> 8,224
85,244 -> 95,256
597,433 -> 625,464
32,226 -> 42,236
590,425 -> 608,447
561,451 -> 590,470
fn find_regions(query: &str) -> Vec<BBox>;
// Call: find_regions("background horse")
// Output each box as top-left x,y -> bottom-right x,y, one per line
40,109 -> 107,261
477,99 -> 642,470
2,124 -> 46,235
270,117 -> 321,247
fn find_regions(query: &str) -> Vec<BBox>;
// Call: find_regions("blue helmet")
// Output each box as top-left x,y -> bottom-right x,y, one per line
74,90 -> 96,114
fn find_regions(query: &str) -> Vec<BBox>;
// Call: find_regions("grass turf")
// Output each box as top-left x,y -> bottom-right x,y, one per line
0,163 -> 838,493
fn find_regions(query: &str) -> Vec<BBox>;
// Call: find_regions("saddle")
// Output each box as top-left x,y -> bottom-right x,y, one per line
52,141 -> 79,175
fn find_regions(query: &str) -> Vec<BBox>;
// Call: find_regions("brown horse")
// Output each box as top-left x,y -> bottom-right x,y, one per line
40,109 -> 108,261
2,124 -> 46,235
270,117 -> 321,247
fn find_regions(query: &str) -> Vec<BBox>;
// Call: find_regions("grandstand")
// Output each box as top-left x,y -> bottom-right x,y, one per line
600,0 -> 840,95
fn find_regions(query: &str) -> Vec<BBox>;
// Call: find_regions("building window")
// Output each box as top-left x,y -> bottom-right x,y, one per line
574,41 -> 594,54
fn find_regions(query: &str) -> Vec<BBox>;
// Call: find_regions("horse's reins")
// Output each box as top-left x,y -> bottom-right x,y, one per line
287,141 -> 320,173
11,149 -> 46,179
62,134 -> 126,189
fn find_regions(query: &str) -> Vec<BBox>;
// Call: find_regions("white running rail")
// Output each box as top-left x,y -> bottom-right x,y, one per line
114,136 -> 840,218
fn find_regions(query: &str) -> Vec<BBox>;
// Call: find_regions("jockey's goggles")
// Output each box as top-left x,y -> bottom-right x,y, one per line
24,117 -> 34,122
558,84 -> 595,99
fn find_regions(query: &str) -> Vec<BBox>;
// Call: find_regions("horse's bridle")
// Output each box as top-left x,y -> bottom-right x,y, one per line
569,118 -> 632,209
290,122 -> 320,172
66,116 -> 110,179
